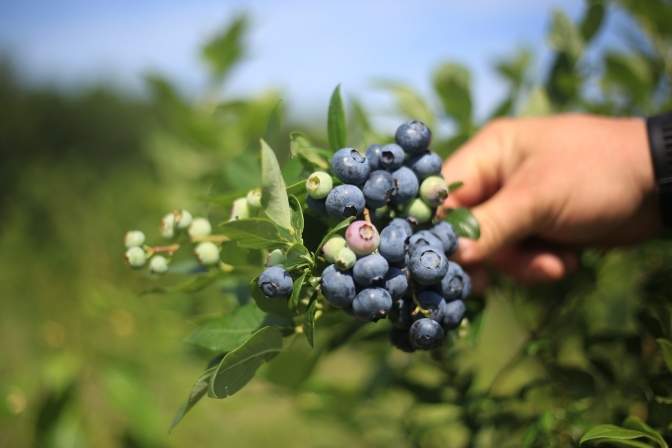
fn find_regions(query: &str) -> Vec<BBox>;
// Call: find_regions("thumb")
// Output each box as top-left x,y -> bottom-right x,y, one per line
455,182 -> 538,264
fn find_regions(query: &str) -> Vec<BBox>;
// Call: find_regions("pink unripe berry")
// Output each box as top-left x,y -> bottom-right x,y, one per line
345,220 -> 380,256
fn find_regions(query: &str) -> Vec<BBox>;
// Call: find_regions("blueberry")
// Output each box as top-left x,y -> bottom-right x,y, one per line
431,222 -> 458,255
391,166 -> 419,205
345,220 -> 380,256
441,261 -> 471,301
258,266 -> 293,299
408,151 -> 442,180
409,318 -> 444,350
388,217 -> 414,237
246,188 -> 262,209
389,328 -> 415,352
378,143 -> 405,171
149,255 -> 169,274
335,247 -> 357,270
352,288 -> 393,321
408,247 -> 449,285
325,185 -> 366,218
125,246 -> 147,268
403,198 -> 433,225
331,148 -> 370,185
321,264 -> 357,308
306,171 -> 334,199
195,241 -> 221,266
388,297 -> 415,329
365,144 -> 384,170
395,120 -> 432,154
124,230 -> 145,248
230,197 -> 251,221
408,230 -> 444,254
353,253 -> 389,287
417,290 -> 447,322
420,176 -> 449,207
306,196 -> 327,215
441,300 -> 466,329
322,236 -> 347,263
379,225 -> 408,264
189,217 -> 212,240
384,267 -> 409,299
363,170 -> 396,209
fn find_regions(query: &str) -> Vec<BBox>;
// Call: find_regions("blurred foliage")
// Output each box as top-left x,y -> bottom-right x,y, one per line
1,1 -> 672,447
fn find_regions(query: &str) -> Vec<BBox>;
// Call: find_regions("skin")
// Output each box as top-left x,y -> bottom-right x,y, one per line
439,114 -> 660,284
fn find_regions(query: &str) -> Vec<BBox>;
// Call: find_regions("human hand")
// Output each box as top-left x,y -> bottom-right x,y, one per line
440,114 -> 661,283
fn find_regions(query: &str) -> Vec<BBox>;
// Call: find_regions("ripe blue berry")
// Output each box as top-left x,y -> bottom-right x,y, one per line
365,144 -> 384,170
325,185 -> 366,218
408,247 -> 449,285
258,266 -> 293,299
352,288 -> 393,321
388,217 -> 414,237
441,261 -> 471,301
379,225 -> 408,264
321,264 -> 357,308
331,148 -> 370,185
363,170 -> 396,209
389,328 -> 415,352
345,220 -> 380,256
408,230 -> 444,254
385,267 -> 409,299
395,120 -> 432,154
389,298 -> 415,329
420,176 -> 449,207
409,318 -> 444,350
441,300 -> 466,329
378,143 -> 405,171
306,171 -> 334,199
353,253 -> 389,287
417,290 -> 447,322
391,167 -> 419,205
431,222 -> 458,255
408,151 -> 442,180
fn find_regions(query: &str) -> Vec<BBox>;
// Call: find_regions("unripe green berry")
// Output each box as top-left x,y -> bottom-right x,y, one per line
266,248 -> 286,267
230,197 -> 250,221
195,241 -> 220,266
160,213 -> 176,239
125,246 -> 147,268
419,176 -> 449,207
322,236 -> 347,263
149,255 -> 169,274
188,217 -> 212,240
246,188 -> 262,209
124,230 -> 145,248
306,171 -> 333,199
403,198 -> 433,224
373,206 -> 390,222
335,247 -> 357,270
175,209 -> 192,229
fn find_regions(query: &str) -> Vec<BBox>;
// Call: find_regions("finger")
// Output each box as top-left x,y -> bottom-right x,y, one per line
490,247 -> 579,284
454,182 -> 538,264
465,265 -> 490,295
440,119 -> 517,211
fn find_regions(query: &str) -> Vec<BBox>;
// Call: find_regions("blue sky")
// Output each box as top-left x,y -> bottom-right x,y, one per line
0,1 -> 631,123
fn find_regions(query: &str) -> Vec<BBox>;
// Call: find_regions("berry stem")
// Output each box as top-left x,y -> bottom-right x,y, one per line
147,244 -> 180,256
363,208 -> 372,223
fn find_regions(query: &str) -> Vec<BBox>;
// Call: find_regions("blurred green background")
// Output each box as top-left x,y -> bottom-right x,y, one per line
1,1 -> 672,447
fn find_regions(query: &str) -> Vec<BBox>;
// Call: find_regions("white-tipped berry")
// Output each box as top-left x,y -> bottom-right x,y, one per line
246,189 -> 262,209
195,242 -> 220,266
160,213 -> 176,239
188,217 -> 212,240
335,247 -> 357,270
125,246 -> 147,268
149,255 -> 169,274
175,209 -> 192,229
322,236 -> 347,263
124,230 -> 145,248
306,171 -> 333,199
230,197 -> 250,221
266,248 -> 286,267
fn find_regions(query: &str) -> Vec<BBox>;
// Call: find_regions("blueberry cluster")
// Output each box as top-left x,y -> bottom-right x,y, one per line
257,120 -> 471,351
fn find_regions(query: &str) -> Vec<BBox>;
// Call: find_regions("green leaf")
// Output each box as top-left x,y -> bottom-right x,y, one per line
284,243 -> 313,271
520,87 -> 552,117
623,416 -> 668,448
548,9 -> 583,58
288,195 -> 304,239
433,63 -> 473,132
209,326 -> 283,398
580,424 -> 662,447
327,85 -> 347,151
304,299 -> 318,347
579,0 -> 605,42
185,304 -> 266,352
289,132 -> 330,171
251,278 -> 293,318
448,181 -> 464,193
374,80 -> 436,128
316,216 -> 356,253
444,208 -> 480,239
286,180 -> 307,197
170,367 -> 215,430
264,100 -> 284,142
260,139 -> 292,231
657,338 -> 672,373
201,14 -> 248,83
289,270 -> 308,310
141,271 -> 220,295
219,218 -> 286,249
